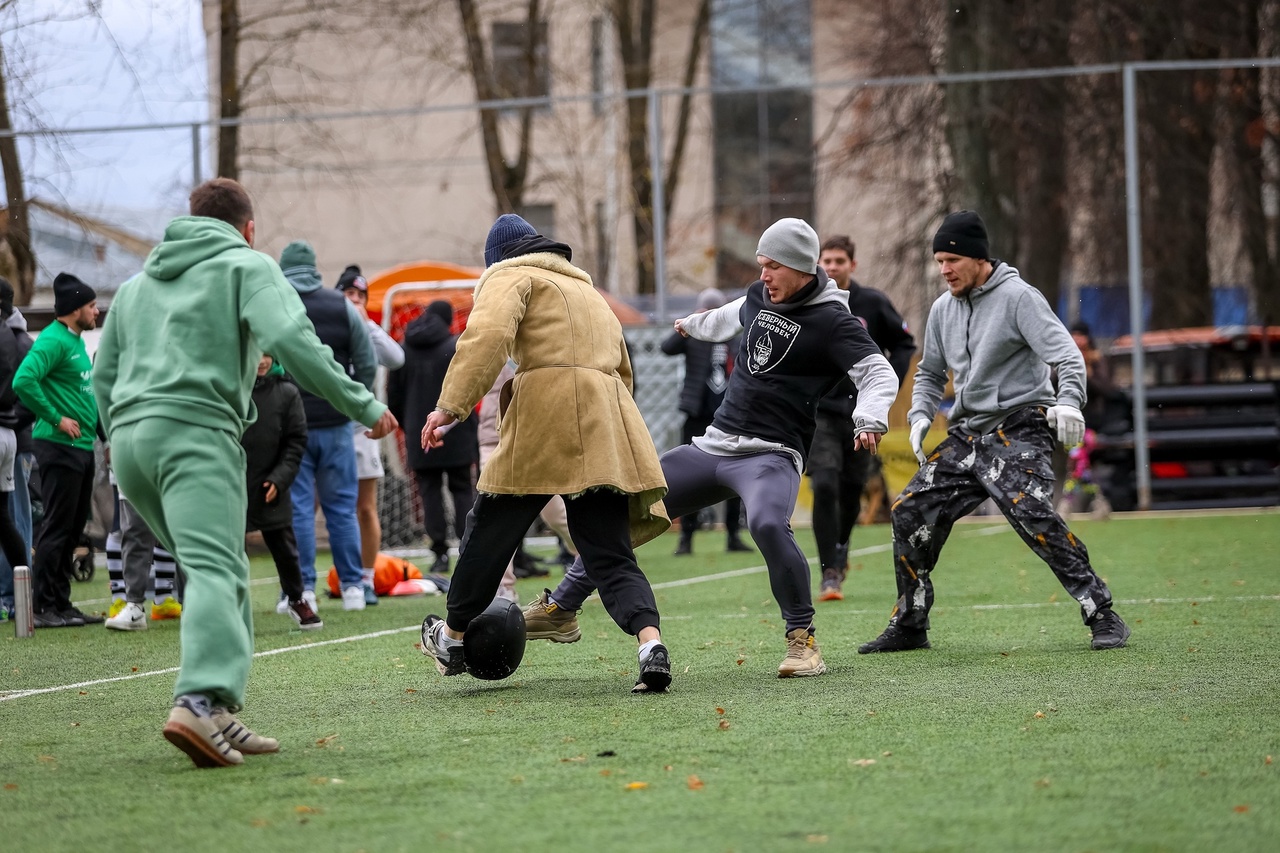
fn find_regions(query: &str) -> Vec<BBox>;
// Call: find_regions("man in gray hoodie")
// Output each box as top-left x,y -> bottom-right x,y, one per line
859,210 -> 1130,654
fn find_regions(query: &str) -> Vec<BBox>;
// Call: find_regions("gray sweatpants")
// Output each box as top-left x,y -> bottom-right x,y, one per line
550,444 -> 816,632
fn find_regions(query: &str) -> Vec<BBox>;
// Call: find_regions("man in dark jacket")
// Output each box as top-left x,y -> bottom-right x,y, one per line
661,287 -> 751,556
388,300 -> 478,574
242,354 -> 319,629
0,277 -> 37,620
810,235 -> 915,601
280,240 -> 378,611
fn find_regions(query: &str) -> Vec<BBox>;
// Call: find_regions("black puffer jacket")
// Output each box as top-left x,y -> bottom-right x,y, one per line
241,368 -> 307,531
387,311 -> 479,471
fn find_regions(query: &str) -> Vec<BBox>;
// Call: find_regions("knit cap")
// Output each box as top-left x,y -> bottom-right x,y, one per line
932,210 -> 989,260
756,218 -> 820,273
54,272 -> 96,316
484,214 -> 538,266
696,288 -> 726,311
336,264 -> 367,292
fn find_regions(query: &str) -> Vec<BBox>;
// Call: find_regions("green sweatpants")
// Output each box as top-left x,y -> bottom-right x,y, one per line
111,418 -> 253,711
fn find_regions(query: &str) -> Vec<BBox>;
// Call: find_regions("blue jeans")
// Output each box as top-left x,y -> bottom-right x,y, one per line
289,424 -> 363,591
0,450 -> 35,612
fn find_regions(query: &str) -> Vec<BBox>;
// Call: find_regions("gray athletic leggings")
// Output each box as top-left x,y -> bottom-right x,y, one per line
549,444 -> 815,632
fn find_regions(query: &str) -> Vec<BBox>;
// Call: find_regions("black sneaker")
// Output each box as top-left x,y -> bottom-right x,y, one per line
858,624 -> 931,654
33,610 -> 69,628
632,643 -> 672,694
56,609 -> 86,627
1090,609 -> 1130,650
420,615 -> 467,676
66,607 -> 104,625
725,536 -> 753,553
835,543 -> 849,570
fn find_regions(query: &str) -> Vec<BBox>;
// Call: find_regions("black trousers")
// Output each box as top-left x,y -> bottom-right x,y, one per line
416,465 -> 475,555
259,525 -> 305,602
807,411 -> 873,569
445,488 -> 660,636
32,440 -> 95,613
678,414 -> 743,540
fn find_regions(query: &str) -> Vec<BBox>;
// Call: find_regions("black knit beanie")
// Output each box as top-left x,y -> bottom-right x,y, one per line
425,299 -> 454,327
54,272 -> 96,316
336,264 -> 367,292
932,210 -> 989,260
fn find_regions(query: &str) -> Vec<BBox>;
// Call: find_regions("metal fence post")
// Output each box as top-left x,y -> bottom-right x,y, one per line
1122,63 -> 1152,511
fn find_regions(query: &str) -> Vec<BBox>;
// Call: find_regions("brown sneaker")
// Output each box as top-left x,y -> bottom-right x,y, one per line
287,599 -> 323,631
162,695 -> 244,768
778,628 -> 828,678
211,708 -> 280,754
818,568 -> 845,602
522,589 -> 581,643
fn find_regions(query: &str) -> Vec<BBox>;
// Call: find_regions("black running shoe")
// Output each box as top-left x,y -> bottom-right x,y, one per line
1090,609 -> 1131,650
632,643 -> 672,694
857,624 -> 931,654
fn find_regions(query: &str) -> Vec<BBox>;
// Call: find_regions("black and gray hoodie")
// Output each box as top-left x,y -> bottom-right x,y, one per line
677,267 -> 897,473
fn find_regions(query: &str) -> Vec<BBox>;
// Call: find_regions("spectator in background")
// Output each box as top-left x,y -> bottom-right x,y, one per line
0,279 -> 36,621
13,273 -> 103,628
336,265 -> 404,591
810,235 -> 915,601
661,287 -> 752,557
280,240 -> 379,611
103,487 -> 184,631
246,354 -> 320,630
0,277 -> 39,621
388,300 -> 478,575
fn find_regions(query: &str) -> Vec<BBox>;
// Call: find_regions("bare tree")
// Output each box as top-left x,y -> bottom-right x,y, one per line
217,0 -> 240,179
0,37 -> 35,304
611,0 -> 711,295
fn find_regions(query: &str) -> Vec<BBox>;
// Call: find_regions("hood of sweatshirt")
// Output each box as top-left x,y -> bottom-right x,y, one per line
282,264 -> 323,293
143,216 -> 252,281
958,259 -> 1016,301
6,307 -> 27,332
403,312 -> 453,349
771,266 -> 848,314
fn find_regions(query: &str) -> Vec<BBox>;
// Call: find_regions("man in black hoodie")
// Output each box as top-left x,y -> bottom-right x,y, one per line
0,276 -> 41,619
387,300 -> 478,574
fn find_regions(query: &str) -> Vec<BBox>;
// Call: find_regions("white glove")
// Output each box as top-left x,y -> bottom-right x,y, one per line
1045,405 -> 1086,448
909,418 -> 930,465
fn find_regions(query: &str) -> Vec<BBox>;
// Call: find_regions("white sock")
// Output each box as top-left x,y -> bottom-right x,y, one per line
437,622 -> 464,648
638,638 -> 661,660
362,568 -> 375,586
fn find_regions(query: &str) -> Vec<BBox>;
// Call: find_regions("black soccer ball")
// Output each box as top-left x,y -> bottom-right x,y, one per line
463,598 -> 527,680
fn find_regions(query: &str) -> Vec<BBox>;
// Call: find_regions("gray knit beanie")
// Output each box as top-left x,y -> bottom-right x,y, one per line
756,218 -> 820,273
696,288 -> 726,311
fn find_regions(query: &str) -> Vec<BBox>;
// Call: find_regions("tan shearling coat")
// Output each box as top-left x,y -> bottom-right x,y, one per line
435,252 -> 669,546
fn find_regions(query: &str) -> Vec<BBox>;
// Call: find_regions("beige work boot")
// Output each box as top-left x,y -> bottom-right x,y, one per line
778,628 -> 828,678
211,708 -> 280,754
522,589 -> 581,643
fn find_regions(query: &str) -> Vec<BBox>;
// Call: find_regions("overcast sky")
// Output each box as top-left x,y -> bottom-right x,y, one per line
2,0 -> 206,231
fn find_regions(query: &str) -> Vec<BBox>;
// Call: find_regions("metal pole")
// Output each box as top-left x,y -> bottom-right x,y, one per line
191,123 -> 202,187
1122,64 -> 1152,511
648,89 -> 668,322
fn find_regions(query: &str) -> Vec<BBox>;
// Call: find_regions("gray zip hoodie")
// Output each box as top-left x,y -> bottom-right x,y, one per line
910,261 -> 1085,436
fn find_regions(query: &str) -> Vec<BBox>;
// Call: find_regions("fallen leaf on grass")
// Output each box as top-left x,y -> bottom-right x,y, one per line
849,759 -> 876,767
599,769 -> 612,777
687,775 -> 704,790
1034,778 -> 1051,788
511,775 -> 524,783
736,658 -> 745,665
296,806 -> 323,814
806,835 -> 828,843
716,707 -> 725,715
78,691 -> 87,696
1234,805 -> 1249,813
1034,711 -> 1046,719
37,755 -> 55,764
404,688 -> 417,693
70,722 -> 80,727
1266,756 -> 1273,765
882,751 -> 892,757
560,755 -> 586,763
315,734 -> 339,747
250,819 -> 269,828
718,720 -> 731,730
624,781 -> 649,790
4,783 -> 17,790
131,667 -> 138,672
664,765 -> 673,772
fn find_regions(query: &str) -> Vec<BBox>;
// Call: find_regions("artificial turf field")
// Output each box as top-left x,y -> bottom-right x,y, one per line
2,511 -> 1278,852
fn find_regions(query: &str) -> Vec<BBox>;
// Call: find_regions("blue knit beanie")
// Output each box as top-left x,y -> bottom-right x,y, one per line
484,214 -> 537,266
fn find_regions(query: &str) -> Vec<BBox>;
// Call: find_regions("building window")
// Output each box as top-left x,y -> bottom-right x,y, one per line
710,0 -> 814,285
492,20 -> 550,109
517,203 -> 555,240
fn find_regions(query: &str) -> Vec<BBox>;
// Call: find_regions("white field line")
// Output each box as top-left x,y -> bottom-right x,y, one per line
14,519 -> 1274,704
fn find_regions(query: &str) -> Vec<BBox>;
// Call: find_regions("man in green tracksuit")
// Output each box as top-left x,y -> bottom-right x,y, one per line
94,178 -> 398,769
13,273 -> 103,628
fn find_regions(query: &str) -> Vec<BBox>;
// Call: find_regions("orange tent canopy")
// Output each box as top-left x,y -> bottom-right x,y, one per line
365,260 -> 648,327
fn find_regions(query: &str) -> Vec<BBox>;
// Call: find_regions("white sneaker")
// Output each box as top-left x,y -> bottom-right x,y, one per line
275,596 -> 290,616
105,601 -> 148,632
341,585 -> 366,611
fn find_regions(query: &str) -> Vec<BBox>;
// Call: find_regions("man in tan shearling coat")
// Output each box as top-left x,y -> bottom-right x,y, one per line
419,214 -> 673,694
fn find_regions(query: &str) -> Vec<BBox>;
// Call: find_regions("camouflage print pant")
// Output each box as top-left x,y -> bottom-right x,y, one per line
888,406 -> 1113,630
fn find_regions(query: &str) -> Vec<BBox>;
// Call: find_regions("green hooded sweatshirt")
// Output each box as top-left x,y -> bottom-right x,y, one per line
93,216 -> 385,438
